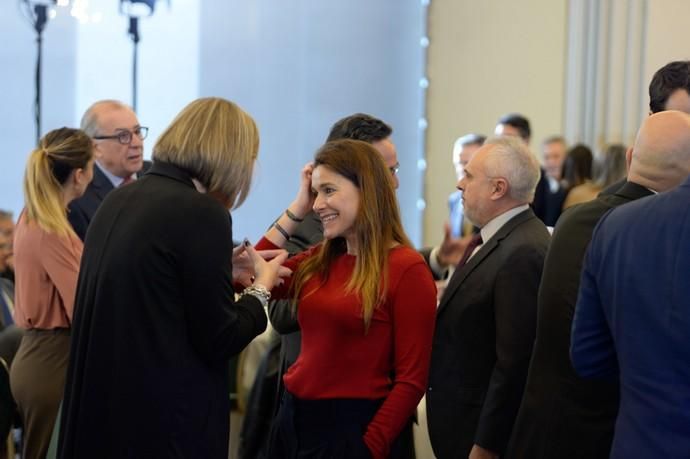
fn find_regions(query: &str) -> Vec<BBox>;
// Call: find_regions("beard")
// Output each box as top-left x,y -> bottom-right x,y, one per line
463,200 -> 485,228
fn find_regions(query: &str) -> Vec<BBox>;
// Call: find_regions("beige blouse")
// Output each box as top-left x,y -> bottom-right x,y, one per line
13,212 -> 82,329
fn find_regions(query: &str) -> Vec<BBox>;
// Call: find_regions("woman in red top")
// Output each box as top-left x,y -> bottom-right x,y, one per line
10,128 -> 94,459
254,139 -> 437,459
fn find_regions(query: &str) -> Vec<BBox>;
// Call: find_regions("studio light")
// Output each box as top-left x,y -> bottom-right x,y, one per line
119,0 -> 168,113
20,0 -> 58,143
120,0 -> 156,17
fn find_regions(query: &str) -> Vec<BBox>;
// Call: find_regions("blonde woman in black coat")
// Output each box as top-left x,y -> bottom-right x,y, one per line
58,98 -> 287,459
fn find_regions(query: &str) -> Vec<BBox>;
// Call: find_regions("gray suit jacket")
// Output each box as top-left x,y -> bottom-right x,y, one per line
427,209 -> 550,459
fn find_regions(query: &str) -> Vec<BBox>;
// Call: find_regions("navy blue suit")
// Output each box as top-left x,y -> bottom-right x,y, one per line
571,176 -> 690,458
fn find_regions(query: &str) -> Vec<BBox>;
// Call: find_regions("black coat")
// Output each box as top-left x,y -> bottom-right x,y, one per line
58,162 -> 267,459
426,209 -> 550,459
506,181 -> 652,459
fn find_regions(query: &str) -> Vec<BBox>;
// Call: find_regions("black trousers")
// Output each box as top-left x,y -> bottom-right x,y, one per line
268,392 -> 415,459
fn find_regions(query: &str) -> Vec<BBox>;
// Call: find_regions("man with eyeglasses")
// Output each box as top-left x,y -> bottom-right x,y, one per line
68,100 -> 150,241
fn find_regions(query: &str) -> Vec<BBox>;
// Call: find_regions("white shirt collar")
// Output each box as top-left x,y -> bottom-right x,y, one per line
96,161 -> 135,188
479,204 -> 530,246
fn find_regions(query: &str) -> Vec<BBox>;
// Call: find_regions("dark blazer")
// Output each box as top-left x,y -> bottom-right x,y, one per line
426,208 -> 549,459
506,181 -> 652,459
68,161 -> 151,241
266,210 -> 323,363
571,177 -> 690,459
58,162 -> 267,459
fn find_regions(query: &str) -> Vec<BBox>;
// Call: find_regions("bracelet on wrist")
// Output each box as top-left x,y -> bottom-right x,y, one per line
273,221 -> 290,240
241,284 -> 271,309
285,208 -> 304,223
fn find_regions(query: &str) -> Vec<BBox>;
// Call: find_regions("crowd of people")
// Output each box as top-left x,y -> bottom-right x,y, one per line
0,59 -> 688,459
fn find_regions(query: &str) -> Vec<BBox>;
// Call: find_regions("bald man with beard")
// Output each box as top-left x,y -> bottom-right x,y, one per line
506,110 -> 690,459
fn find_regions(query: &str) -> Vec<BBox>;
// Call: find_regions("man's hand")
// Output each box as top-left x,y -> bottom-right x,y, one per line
469,444 -> 499,459
436,223 -> 472,267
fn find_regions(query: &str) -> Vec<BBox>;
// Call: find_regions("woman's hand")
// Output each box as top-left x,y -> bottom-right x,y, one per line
289,162 -> 315,218
242,241 -> 291,290
232,244 -> 290,287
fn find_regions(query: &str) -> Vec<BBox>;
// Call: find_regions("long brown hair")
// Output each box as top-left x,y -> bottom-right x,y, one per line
291,139 -> 412,332
24,127 -> 93,237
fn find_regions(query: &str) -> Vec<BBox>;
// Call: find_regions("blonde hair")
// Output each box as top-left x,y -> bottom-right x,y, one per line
24,127 -> 93,237
153,97 -> 259,209
291,139 -> 412,332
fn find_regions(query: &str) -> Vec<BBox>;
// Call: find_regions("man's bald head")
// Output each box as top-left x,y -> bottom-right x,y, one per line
629,110 -> 690,192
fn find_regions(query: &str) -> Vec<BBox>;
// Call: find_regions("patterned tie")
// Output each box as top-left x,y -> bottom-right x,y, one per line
456,233 -> 483,268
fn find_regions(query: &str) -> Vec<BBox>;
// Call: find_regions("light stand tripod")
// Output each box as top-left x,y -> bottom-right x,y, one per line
21,0 -> 55,144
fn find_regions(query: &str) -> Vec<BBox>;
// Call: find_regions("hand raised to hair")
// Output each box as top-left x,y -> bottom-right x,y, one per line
289,162 -> 315,218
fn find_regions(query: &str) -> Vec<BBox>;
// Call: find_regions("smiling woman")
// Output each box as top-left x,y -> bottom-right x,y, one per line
255,139 -> 437,459
310,165 -> 360,247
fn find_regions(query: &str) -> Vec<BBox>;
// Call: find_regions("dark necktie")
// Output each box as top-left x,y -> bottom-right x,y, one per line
457,233 -> 483,268
0,288 -> 13,326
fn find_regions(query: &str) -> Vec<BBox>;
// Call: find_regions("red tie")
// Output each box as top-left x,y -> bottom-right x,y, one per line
457,233 -> 483,268
120,176 -> 134,187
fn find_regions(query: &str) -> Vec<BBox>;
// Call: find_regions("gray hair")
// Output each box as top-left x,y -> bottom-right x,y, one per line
484,136 -> 541,203
80,100 -> 131,137
454,133 -> 486,150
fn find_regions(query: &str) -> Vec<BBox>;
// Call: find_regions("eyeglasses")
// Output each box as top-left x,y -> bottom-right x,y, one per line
93,126 -> 149,145
389,162 -> 400,176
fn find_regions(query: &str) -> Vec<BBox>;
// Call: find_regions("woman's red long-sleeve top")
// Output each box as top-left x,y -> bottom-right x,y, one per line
256,239 -> 437,459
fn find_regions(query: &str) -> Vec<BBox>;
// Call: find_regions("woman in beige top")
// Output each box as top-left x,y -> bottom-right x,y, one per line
10,128 -> 93,459
562,144 -> 627,209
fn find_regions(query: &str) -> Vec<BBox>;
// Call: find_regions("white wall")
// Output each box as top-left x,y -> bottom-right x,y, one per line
0,0 -> 426,246
423,0 -> 568,246
0,2 -> 78,218
199,1 -> 426,244
2,0 -> 690,246
644,0 -> 690,94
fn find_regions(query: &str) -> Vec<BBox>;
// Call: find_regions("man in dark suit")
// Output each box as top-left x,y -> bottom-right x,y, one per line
571,174 -> 690,458
426,136 -> 550,459
506,110 -> 690,458
68,100 -> 150,241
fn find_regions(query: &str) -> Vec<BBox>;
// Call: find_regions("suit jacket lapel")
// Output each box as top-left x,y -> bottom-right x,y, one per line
437,209 -> 536,315
91,165 -> 115,201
